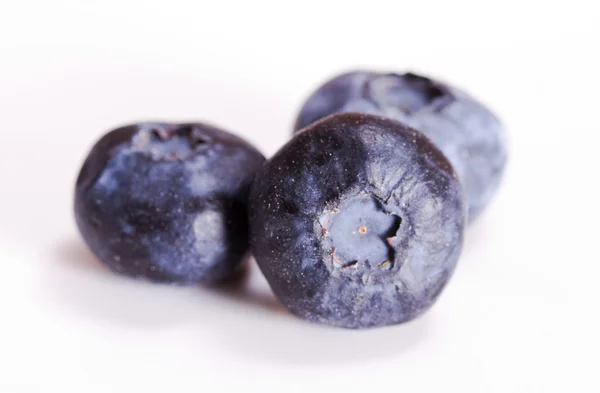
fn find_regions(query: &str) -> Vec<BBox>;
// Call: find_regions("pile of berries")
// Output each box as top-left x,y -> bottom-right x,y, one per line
75,70 -> 506,329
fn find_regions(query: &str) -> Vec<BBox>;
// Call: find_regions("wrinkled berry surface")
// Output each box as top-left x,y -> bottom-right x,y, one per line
294,71 -> 507,221
251,113 -> 466,328
75,122 -> 265,283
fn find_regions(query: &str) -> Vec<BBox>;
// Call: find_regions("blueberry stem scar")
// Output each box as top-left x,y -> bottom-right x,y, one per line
131,124 -> 211,161
319,194 -> 401,269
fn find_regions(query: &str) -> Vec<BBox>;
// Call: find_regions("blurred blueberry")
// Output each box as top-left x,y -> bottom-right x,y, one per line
75,122 -> 265,284
294,71 -> 507,221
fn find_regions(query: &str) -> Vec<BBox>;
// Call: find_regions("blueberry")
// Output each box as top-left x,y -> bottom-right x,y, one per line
250,113 -> 465,329
75,122 -> 265,284
294,71 -> 507,221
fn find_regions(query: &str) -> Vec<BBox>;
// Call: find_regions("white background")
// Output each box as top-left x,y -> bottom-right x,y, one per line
1,1 -> 599,392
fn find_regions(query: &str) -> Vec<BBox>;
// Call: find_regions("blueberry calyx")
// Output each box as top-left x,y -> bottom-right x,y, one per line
319,193 -> 401,271
364,73 -> 450,115
131,123 -> 212,161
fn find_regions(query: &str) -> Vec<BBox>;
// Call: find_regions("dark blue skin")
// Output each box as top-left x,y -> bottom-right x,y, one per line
250,113 -> 466,329
75,122 -> 265,284
294,71 -> 507,222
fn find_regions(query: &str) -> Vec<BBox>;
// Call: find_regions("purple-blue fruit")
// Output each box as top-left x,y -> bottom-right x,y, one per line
250,113 -> 466,329
294,71 -> 507,222
75,122 -> 265,284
